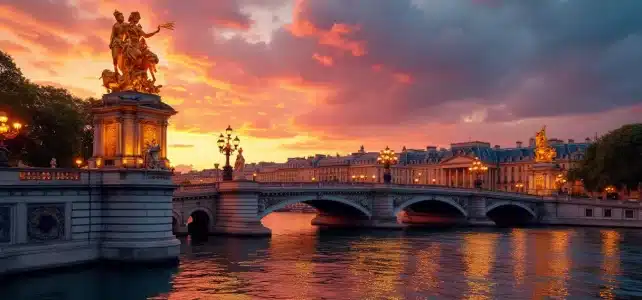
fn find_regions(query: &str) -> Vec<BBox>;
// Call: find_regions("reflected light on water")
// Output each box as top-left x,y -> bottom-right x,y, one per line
349,238 -> 407,299
547,230 -> 572,299
599,230 -> 621,300
463,233 -> 498,300
511,229 -> 527,286
411,244 -> 441,292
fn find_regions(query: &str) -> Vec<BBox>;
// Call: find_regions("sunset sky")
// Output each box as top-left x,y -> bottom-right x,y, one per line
1,0 -> 641,172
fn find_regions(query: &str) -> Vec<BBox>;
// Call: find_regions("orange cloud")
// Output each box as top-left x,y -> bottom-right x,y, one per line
312,53 -> 333,66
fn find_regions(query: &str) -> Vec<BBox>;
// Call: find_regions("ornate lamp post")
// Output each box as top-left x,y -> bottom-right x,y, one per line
216,125 -> 240,181
0,111 -> 23,167
377,146 -> 398,184
468,157 -> 488,189
555,173 -> 568,194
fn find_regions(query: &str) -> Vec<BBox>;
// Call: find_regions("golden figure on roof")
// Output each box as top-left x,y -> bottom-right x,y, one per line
100,10 -> 174,94
534,126 -> 556,163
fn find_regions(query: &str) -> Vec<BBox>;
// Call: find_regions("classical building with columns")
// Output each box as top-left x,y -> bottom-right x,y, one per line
177,130 -> 592,196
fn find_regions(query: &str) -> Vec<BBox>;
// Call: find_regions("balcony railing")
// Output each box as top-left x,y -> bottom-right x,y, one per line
19,170 -> 81,181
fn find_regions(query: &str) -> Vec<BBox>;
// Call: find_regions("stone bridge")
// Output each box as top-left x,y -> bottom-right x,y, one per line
171,181 -> 637,236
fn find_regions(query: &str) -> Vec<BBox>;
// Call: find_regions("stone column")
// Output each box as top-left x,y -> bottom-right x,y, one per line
213,181 -> 270,236
133,116 -> 141,157
123,114 -> 135,156
160,120 -> 168,159
116,117 -> 123,156
93,119 -> 103,157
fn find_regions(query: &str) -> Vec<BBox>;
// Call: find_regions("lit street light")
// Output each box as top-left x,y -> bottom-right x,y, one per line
75,158 -> 83,168
0,111 -> 23,167
468,157 -> 488,189
216,125 -> 240,181
377,146 -> 398,184
515,182 -> 524,193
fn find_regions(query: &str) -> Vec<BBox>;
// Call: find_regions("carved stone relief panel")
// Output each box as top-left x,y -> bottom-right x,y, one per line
27,204 -> 66,242
142,123 -> 159,149
104,122 -> 118,157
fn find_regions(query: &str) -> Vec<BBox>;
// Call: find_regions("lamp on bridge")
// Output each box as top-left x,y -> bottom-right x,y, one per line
377,146 -> 398,184
216,125 -> 240,181
555,173 -> 568,194
0,111 -> 23,167
515,182 -> 525,193
75,158 -> 83,168
468,157 -> 488,189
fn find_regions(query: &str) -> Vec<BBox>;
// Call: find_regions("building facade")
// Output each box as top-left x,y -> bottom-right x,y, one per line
175,131 -> 593,196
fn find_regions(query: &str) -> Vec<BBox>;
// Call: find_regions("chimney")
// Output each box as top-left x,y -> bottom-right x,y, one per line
494,145 -> 500,149
529,138 -> 536,147
585,137 -> 591,143
516,141 -> 523,148
426,146 -> 437,152
568,139 -> 574,144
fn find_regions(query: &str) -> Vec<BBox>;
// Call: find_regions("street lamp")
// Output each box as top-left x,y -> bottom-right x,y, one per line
75,158 -> 83,168
377,146 -> 398,184
252,172 -> 257,182
515,182 -> 524,193
0,111 -> 23,167
555,173 -> 568,194
468,157 -> 488,189
216,125 -> 240,181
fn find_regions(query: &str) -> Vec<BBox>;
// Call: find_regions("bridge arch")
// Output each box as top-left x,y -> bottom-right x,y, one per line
394,196 -> 468,217
485,201 -> 536,227
186,207 -> 214,238
258,195 -> 372,219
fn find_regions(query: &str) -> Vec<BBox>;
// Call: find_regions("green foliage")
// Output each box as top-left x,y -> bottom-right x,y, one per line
0,51 -> 95,167
568,123 -> 642,191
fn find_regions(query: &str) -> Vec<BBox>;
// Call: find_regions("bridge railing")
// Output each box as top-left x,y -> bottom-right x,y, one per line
176,182 -> 219,192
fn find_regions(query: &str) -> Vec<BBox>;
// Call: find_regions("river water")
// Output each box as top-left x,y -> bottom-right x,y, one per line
3,212 -> 642,300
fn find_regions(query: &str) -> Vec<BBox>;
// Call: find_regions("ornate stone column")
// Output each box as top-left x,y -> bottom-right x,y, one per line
160,120 -> 168,159
116,116 -> 123,157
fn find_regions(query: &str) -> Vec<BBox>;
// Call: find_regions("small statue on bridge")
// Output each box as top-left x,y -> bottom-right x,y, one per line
233,147 -> 245,180
50,158 -> 57,168
143,139 -> 162,169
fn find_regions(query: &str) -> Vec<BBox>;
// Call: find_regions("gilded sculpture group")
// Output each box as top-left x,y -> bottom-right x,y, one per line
101,10 -> 174,94
534,126 -> 556,163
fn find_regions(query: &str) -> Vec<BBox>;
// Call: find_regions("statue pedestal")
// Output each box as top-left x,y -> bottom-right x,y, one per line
528,163 -> 560,196
89,91 -> 176,169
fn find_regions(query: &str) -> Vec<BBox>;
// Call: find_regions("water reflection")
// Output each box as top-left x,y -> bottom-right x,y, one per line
463,232 -> 498,300
2,213 -> 642,300
511,229 -> 527,286
600,230 -> 621,300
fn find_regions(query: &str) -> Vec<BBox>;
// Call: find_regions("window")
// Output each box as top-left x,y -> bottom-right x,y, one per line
603,209 -> 612,218
585,208 -> 593,217
625,210 -> 635,219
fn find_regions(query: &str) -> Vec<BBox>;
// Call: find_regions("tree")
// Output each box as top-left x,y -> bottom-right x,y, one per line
568,123 -> 642,192
0,51 -> 94,167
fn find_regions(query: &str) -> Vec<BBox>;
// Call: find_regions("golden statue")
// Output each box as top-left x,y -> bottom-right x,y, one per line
534,126 -> 556,163
100,10 -> 174,94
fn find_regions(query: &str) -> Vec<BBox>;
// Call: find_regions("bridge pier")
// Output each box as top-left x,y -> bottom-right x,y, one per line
213,181 -> 271,237
367,191 -> 406,229
467,195 -> 494,226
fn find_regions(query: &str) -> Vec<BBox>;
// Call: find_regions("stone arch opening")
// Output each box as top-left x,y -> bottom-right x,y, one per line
259,196 -> 371,227
486,203 -> 536,227
395,197 -> 468,226
187,210 -> 210,238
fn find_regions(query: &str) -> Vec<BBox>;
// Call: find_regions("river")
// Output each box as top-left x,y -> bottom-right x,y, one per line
3,212 -> 642,299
